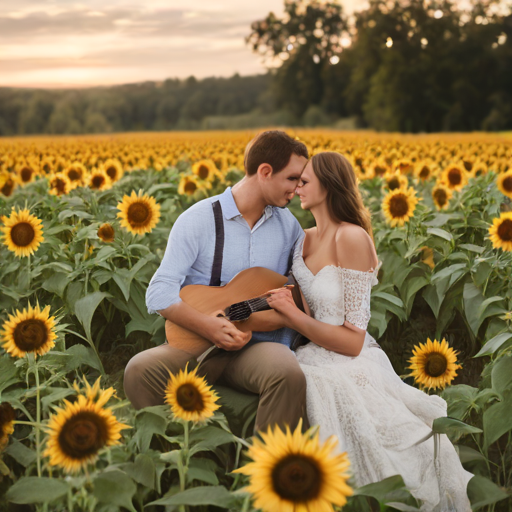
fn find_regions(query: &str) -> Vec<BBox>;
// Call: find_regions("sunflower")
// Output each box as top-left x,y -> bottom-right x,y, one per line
165,365 -> 220,422
372,161 -> 388,177
16,163 -> 37,184
87,168 -> 112,191
395,159 -> 414,175
178,175 -> 202,196
234,420 -> 353,512
64,162 -> 87,188
48,173 -> 71,196
383,171 -> 408,191
440,164 -> 468,191
102,159 -> 124,183
470,160 -> 488,178
44,385 -> 129,473
488,212 -> 512,252
497,170 -> 512,199
117,190 -> 161,235
0,402 -> 15,451
40,156 -> 54,175
97,223 -> 115,243
432,183 -> 452,210
1,304 -> 57,358
408,338 -> 461,391
382,187 -> 418,227
415,162 -> 434,181
0,171 -> 16,197
192,159 -> 220,182
1,208 -> 44,257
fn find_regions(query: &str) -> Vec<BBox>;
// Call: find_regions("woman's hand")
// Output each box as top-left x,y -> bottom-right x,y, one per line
266,286 -> 301,327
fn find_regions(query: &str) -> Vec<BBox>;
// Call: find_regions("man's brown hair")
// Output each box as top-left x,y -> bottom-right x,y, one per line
244,130 -> 309,176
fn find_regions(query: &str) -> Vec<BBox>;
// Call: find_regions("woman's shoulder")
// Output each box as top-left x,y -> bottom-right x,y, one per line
335,223 -> 377,271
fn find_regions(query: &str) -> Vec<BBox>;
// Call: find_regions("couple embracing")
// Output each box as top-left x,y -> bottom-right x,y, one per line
124,131 -> 472,510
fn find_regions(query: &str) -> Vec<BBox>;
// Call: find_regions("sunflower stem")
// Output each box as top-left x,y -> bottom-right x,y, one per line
13,420 -> 44,428
34,358 -> 42,477
26,253 -> 31,289
241,494 -> 251,512
177,421 -> 190,512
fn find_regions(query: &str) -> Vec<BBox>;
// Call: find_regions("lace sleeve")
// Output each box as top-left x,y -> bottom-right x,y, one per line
339,269 -> 375,330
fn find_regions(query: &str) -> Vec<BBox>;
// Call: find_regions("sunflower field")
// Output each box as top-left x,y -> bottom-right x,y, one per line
0,130 -> 511,511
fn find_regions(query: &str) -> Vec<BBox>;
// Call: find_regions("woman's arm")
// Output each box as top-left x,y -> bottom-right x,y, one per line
267,226 -> 378,357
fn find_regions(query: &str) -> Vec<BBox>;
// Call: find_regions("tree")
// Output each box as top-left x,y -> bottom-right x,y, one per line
247,0 -> 348,117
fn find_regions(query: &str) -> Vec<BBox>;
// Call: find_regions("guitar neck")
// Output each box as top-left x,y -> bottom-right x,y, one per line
247,296 -> 272,313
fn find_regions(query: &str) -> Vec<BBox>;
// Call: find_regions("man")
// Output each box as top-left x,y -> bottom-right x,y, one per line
123,130 -> 308,433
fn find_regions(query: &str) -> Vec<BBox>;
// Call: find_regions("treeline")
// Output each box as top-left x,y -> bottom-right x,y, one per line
1,0 -> 511,135
0,74 -> 278,136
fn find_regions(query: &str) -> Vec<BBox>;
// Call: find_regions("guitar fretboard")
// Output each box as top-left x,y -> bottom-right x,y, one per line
224,296 -> 271,322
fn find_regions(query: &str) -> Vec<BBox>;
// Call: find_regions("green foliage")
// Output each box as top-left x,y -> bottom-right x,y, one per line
1,143 -> 512,510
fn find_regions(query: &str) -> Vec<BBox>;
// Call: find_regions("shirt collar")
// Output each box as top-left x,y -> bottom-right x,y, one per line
219,187 -> 274,220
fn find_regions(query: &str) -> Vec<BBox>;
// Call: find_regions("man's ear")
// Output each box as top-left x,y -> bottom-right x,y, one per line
257,163 -> 273,180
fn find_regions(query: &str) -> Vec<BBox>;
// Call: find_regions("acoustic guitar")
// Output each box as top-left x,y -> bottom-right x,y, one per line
164,267 -> 303,357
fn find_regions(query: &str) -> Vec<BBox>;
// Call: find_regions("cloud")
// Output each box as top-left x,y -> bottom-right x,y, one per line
0,0 -> 364,87
0,7 -> 253,41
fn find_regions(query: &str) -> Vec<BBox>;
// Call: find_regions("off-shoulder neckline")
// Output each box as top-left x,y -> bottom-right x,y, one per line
298,236 -> 381,278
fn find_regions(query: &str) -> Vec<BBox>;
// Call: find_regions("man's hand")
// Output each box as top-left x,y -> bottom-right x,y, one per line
206,310 -> 252,351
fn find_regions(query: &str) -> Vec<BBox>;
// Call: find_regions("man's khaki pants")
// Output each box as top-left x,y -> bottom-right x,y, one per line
123,341 -> 307,434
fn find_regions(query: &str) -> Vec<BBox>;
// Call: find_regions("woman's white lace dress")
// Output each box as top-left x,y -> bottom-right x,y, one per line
292,238 -> 473,511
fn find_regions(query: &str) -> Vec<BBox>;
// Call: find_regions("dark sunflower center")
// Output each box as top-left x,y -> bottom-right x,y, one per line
13,319 -> 48,351
176,383 -> 204,412
68,169 -> 81,181
374,165 -> 386,176
2,180 -> 15,197
388,177 -> 400,190
106,166 -> 117,179
127,202 -> 150,225
419,166 -> 430,178
43,163 -> 51,173
98,225 -> 115,241
53,178 -> 66,194
91,175 -> 104,188
198,165 -> 209,180
271,455 -> 322,502
497,219 -> 512,242
434,189 -> 448,206
448,169 -> 462,185
11,222 -> 35,247
463,161 -> 472,171
502,176 -> 512,193
184,181 -> 197,195
425,353 -> 448,377
20,167 -> 33,182
389,194 -> 409,217
58,411 -> 109,459
0,403 -> 16,430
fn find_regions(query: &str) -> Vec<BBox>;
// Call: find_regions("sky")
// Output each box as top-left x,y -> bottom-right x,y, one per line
0,0 -> 362,89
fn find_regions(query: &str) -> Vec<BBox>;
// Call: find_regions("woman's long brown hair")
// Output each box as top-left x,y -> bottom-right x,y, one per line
290,151 -> 373,352
310,152 -> 373,238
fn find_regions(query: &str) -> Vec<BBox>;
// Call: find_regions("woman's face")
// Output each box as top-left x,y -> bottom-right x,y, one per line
295,160 -> 327,210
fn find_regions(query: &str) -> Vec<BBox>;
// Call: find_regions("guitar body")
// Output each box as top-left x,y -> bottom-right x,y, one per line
164,267 -> 288,357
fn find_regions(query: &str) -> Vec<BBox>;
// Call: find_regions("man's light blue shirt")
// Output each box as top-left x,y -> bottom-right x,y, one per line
146,187 -> 305,346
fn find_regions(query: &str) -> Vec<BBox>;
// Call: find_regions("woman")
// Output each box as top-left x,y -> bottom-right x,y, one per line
266,152 -> 473,511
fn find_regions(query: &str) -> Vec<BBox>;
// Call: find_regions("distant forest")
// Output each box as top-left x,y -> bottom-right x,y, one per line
1,0 -> 511,135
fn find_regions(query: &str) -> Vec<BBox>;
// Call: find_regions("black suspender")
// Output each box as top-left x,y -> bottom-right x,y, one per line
209,200 -> 224,287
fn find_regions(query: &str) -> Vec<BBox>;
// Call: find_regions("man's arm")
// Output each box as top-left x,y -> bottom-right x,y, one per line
159,301 -> 252,351
146,208 -> 250,351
